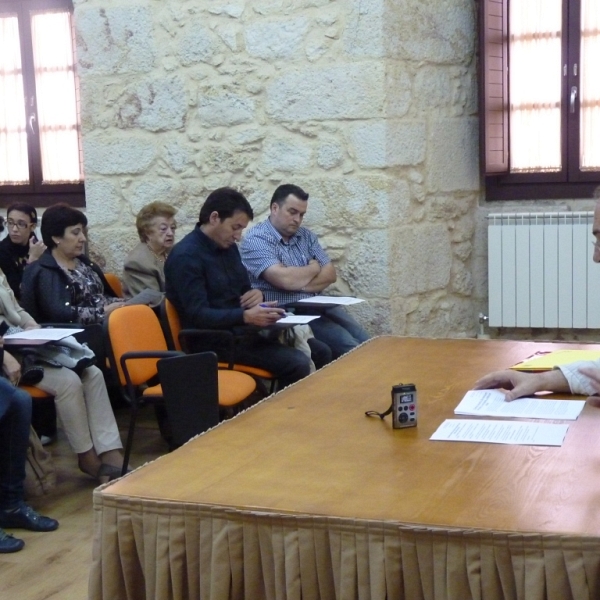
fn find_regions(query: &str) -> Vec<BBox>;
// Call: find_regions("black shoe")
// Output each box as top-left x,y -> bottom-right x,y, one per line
0,528 -> 24,553
0,502 -> 59,532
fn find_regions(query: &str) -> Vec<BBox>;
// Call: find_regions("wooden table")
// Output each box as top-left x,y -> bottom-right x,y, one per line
89,337 -> 600,600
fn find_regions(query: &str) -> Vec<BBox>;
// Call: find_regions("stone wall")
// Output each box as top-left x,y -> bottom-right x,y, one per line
74,0 -> 482,337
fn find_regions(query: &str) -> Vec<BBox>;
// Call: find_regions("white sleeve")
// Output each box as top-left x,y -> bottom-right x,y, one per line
557,359 -> 600,395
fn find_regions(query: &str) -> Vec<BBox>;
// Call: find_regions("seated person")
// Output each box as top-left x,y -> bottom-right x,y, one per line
0,203 -> 47,300
21,204 -> 123,325
0,269 -> 125,483
164,187 -> 313,389
123,201 -> 177,298
240,183 -> 370,359
0,376 -> 58,553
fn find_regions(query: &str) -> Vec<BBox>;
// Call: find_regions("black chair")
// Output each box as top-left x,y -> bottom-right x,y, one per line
157,352 -> 220,448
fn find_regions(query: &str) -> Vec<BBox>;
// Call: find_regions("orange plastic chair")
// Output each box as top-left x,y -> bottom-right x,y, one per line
104,273 -> 123,298
105,304 -> 256,474
160,298 -> 278,393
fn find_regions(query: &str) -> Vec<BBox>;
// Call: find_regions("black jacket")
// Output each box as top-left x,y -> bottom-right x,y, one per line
21,251 -> 117,324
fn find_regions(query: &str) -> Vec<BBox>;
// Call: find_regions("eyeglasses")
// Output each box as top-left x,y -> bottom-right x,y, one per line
6,219 -> 31,230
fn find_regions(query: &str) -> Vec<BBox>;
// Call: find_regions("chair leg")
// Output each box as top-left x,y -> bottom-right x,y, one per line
121,402 -> 139,476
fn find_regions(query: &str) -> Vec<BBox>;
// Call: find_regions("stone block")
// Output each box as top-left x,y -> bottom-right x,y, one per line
342,230 -> 390,297
162,140 -> 192,173
386,0 -> 475,63
127,180 -> 179,215
317,141 -> 343,170
392,223 -> 451,296
267,63 -> 385,121
427,118 -> 479,192
385,63 -> 412,118
207,3 -> 245,18
88,228 -> 138,276
343,0 -> 385,58
76,6 -> 155,74
84,137 -> 156,175
261,138 -> 313,173
116,77 -> 186,132
308,177 -> 390,230
349,121 -> 426,168
413,66 -> 453,112
197,93 -> 255,126
84,180 -> 122,227
245,18 -> 309,60
215,23 -> 242,51
178,23 -> 219,65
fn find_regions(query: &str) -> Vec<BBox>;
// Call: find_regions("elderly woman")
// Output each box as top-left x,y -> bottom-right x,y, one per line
21,204 -> 123,325
0,269 -> 124,483
0,203 -> 47,300
122,202 -> 177,298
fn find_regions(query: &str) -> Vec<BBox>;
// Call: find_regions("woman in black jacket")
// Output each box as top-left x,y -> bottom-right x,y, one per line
21,204 -> 123,325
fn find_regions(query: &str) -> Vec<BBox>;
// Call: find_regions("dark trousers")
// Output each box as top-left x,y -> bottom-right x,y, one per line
0,380 -> 32,509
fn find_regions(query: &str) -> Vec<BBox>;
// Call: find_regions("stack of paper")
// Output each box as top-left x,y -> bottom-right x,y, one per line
429,389 -> 584,447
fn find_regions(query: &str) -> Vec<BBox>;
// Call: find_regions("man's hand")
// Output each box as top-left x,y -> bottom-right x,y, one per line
3,350 -> 21,385
243,302 -> 285,327
240,289 -> 263,309
28,238 -> 47,262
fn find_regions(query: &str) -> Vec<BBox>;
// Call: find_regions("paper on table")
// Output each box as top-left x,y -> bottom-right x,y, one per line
296,296 -> 364,305
4,328 -> 84,342
455,389 -> 585,421
430,419 -> 569,446
511,349 -> 600,371
277,315 -> 320,324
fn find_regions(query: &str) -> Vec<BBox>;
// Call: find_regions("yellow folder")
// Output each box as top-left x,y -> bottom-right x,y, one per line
511,349 -> 600,371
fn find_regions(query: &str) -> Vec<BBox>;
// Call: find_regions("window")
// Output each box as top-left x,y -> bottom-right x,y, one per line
480,0 -> 600,200
0,0 -> 84,207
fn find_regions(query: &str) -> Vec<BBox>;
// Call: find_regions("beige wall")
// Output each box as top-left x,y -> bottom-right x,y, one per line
75,0 -> 592,340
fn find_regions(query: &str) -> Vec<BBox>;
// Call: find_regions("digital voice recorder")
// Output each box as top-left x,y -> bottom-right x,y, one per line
391,384 -> 417,429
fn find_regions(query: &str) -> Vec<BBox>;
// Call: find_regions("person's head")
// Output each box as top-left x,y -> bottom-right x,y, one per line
136,201 -> 178,252
6,203 -> 38,246
593,188 -> 600,263
199,187 -> 253,249
41,203 -> 87,258
269,183 -> 309,241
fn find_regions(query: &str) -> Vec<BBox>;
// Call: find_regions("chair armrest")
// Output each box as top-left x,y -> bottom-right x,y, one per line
120,350 -> 184,389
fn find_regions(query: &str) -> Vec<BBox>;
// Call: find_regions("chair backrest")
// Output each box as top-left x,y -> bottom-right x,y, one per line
104,273 -> 124,298
157,352 -> 220,447
161,298 -> 183,351
105,304 -> 168,386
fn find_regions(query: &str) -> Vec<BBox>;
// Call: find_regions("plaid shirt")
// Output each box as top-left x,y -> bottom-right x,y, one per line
240,218 -> 331,304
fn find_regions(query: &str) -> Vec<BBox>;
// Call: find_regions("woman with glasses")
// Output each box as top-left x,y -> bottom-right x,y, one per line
122,202 -> 178,298
0,204 -> 47,300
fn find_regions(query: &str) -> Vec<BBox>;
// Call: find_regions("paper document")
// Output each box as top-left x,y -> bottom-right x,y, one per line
277,315 -> 320,324
296,296 -> 364,306
4,328 -> 84,342
430,419 -> 569,446
455,390 -> 585,421
511,349 -> 600,371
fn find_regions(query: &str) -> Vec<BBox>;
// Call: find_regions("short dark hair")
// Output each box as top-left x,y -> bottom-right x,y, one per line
270,184 -> 309,208
7,202 -> 38,224
41,203 -> 88,249
199,187 -> 253,225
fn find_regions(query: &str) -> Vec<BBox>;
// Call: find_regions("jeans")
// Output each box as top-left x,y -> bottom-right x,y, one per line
0,380 -> 32,510
309,306 -> 370,360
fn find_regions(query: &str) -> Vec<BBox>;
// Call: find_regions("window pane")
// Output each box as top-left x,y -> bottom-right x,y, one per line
580,0 -> 600,170
0,15 -> 29,184
31,10 -> 82,183
509,0 -> 562,173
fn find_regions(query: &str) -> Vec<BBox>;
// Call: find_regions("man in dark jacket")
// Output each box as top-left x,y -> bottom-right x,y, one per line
165,187 -> 312,389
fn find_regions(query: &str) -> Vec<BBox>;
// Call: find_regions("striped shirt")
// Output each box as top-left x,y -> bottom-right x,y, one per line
240,218 -> 331,304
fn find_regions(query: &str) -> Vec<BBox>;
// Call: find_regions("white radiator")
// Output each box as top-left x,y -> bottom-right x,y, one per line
488,212 -> 600,328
